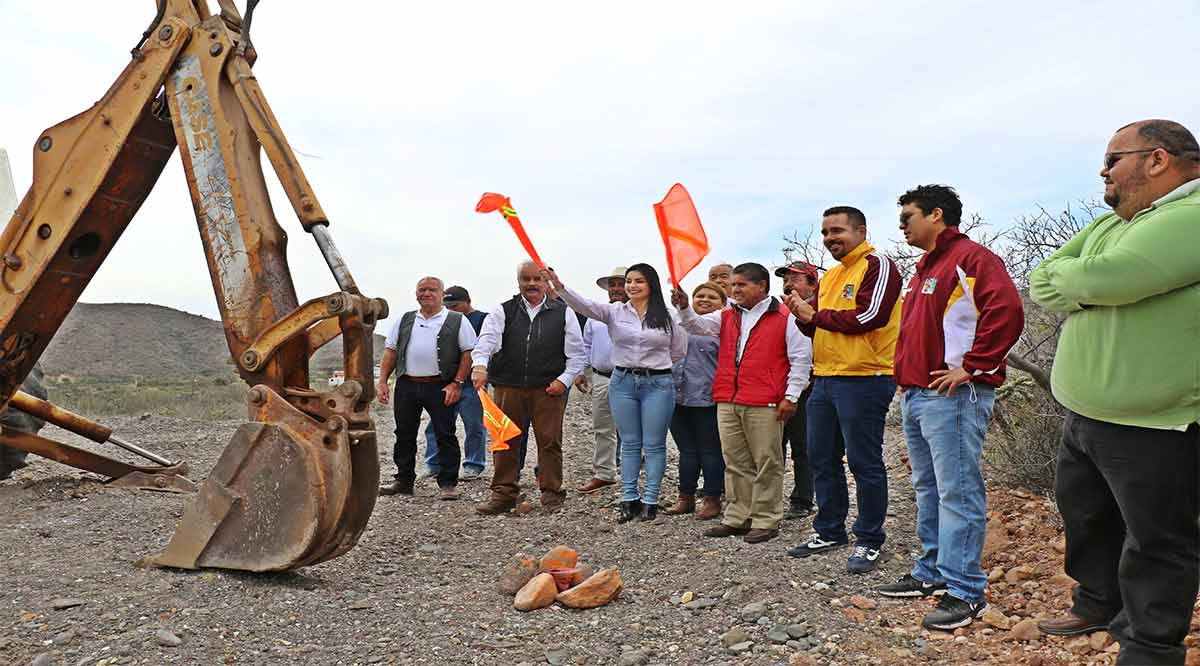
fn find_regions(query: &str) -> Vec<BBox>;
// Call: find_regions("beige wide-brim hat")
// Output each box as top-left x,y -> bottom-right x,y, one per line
596,266 -> 628,289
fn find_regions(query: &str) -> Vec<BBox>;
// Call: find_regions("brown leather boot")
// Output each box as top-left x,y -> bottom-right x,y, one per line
663,494 -> 695,515
695,495 -> 722,520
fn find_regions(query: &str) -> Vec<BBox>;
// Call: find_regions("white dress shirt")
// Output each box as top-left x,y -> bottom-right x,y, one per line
678,297 -> 812,400
385,308 -> 477,377
582,319 -> 615,374
558,286 -> 688,370
470,295 -> 586,386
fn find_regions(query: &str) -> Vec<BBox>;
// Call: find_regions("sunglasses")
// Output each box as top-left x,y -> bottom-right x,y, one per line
1103,147 -> 1166,170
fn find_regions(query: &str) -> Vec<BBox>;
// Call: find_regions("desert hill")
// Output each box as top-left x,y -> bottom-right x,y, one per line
39,302 -> 384,381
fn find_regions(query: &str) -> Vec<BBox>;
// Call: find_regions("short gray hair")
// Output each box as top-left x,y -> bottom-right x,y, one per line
415,276 -> 444,290
516,261 -> 540,276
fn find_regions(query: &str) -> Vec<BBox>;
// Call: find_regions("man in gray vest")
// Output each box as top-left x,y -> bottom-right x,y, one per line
471,261 -> 585,514
377,276 -> 478,500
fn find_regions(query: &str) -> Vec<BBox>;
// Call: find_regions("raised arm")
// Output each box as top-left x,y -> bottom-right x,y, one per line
810,253 -> 900,334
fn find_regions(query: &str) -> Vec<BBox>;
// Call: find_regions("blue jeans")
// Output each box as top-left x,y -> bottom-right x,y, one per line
807,375 -> 893,549
902,385 -> 995,603
424,383 -> 486,474
608,369 -> 675,504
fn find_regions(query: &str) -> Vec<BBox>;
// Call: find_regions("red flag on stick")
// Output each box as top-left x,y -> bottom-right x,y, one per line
653,183 -> 709,287
475,193 -> 545,269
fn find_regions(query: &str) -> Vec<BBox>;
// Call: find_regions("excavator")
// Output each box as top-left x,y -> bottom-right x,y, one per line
0,0 -> 388,572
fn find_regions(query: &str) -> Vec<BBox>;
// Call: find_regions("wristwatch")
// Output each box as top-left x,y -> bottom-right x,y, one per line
454,379 -> 465,385
784,395 -> 799,405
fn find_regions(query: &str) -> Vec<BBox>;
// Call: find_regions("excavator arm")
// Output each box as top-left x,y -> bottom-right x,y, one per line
0,0 -> 388,571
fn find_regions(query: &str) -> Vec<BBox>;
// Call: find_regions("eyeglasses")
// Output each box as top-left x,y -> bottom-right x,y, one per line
1103,147 -> 1165,170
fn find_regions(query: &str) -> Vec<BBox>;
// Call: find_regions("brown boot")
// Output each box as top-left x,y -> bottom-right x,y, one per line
695,496 -> 722,520
475,496 -> 516,515
663,494 -> 695,515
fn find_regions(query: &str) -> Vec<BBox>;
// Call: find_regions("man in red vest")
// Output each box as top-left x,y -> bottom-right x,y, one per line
674,262 -> 813,543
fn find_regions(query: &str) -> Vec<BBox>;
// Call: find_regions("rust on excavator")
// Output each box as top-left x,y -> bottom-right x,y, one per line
0,0 -> 386,572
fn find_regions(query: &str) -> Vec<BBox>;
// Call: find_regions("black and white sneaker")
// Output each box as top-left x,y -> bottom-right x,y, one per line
786,533 -> 849,558
846,545 -> 882,573
922,594 -> 988,631
877,574 -> 947,598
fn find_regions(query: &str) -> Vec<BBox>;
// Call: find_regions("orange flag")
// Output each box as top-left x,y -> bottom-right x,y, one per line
478,387 -> 522,452
653,183 -> 709,287
475,193 -> 546,269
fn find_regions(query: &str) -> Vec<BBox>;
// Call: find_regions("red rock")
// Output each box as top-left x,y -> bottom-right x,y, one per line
848,594 -> 876,610
539,546 -> 579,573
841,608 -> 865,623
513,573 -> 557,611
496,553 -> 538,595
569,564 -> 594,588
556,568 -> 622,609
1006,618 -> 1040,641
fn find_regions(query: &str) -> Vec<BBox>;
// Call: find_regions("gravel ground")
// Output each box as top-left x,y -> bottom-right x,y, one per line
0,396 -> 1164,666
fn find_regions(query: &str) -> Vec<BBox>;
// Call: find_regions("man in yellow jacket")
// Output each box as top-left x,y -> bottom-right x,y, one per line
784,206 -> 901,574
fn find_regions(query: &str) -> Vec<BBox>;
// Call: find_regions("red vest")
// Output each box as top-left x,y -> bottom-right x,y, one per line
711,299 -> 792,406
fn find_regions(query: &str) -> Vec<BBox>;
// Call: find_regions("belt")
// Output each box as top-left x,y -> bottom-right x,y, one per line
400,374 -> 443,384
595,369 -> 612,378
615,366 -> 671,376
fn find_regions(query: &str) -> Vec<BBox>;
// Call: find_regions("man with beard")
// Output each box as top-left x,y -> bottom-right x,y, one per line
783,207 -> 901,574
1031,119 -> 1200,665
575,266 -> 627,494
471,261 -> 586,514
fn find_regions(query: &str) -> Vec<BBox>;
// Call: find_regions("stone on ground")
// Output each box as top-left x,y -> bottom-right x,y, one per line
539,545 -> 579,573
556,568 -> 623,609
497,553 -> 539,595
514,573 -> 558,611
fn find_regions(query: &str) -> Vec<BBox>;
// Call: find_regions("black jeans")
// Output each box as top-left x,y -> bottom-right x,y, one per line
669,404 -> 725,497
1057,410 -> 1199,666
782,387 -> 814,510
392,378 -> 460,489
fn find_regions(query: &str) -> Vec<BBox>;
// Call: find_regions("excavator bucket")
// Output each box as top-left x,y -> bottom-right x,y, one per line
152,384 -> 378,571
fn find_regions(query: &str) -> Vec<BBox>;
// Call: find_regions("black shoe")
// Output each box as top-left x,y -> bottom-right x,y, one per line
784,504 -> 814,520
922,594 -> 988,631
786,533 -> 848,558
617,500 -> 642,523
878,574 -> 948,598
846,544 -> 882,574
639,504 -> 658,522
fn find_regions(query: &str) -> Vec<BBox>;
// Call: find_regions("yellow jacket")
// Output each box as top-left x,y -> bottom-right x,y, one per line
803,241 -> 901,376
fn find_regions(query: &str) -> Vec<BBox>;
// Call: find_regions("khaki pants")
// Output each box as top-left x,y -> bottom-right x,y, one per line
489,386 -> 566,502
591,373 -> 618,482
718,403 -> 785,530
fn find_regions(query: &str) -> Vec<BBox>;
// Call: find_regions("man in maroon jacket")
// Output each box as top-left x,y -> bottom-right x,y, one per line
878,184 -> 1024,631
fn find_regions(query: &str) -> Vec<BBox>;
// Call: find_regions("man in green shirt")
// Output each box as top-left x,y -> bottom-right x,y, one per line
1030,119 -> 1200,666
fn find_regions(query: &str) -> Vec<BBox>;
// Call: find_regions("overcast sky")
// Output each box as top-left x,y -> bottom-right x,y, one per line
2,1 -> 1197,334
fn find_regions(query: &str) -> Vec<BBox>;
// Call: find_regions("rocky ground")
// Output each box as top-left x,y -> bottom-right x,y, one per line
2,397 -> 1198,666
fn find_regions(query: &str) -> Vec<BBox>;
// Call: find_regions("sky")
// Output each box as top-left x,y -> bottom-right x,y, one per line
1,0 -> 1198,336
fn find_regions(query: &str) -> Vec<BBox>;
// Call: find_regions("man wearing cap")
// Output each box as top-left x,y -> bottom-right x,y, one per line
575,267 -> 627,494
421,286 -> 489,481
775,261 -> 819,520
377,276 -> 477,500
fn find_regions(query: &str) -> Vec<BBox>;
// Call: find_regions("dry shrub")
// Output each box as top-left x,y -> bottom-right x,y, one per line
985,373 -> 1064,495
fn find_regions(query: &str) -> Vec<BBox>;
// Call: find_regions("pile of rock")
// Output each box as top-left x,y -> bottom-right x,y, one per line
496,546 -> 623,612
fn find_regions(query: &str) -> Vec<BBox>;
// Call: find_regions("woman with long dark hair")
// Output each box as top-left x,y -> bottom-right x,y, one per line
544,264 -> 687,522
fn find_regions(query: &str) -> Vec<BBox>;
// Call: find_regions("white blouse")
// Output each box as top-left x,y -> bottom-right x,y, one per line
558,286 -> 687,371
